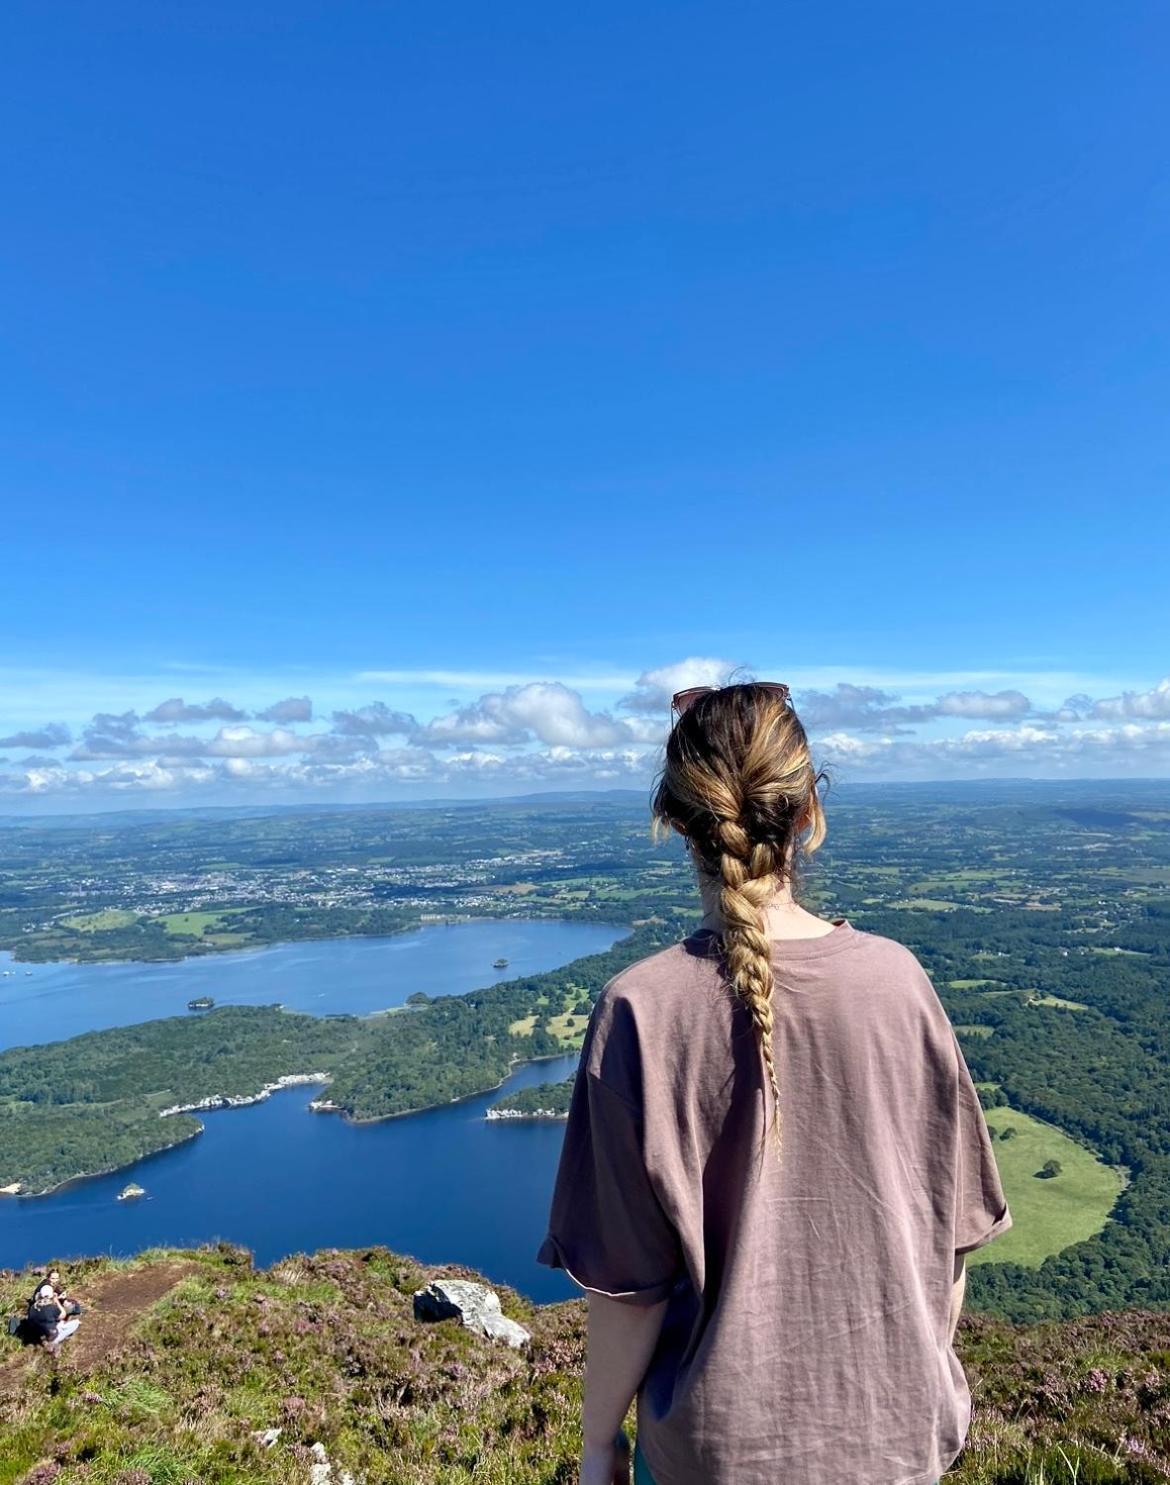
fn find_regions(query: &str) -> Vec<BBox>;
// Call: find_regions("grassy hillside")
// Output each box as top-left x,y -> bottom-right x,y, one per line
3,1245 -> 1170,1485
969,1104 -> 1127,1270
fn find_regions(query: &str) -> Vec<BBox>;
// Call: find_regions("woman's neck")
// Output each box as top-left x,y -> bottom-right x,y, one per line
695,869 -> 837,940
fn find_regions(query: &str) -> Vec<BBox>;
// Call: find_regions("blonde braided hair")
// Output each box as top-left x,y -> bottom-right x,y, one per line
652,684 -> 827,1164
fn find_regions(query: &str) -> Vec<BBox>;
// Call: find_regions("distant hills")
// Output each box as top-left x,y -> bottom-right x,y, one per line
6,775 -> 1170,830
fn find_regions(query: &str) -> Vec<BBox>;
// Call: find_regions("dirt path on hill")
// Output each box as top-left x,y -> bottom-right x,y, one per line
1,1260 -> 203,1388
63,1260 -> 203,1370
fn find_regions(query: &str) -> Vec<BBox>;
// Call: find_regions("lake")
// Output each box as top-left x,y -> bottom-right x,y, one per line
0,919 -> 624,1051
0,920 -> 628,1303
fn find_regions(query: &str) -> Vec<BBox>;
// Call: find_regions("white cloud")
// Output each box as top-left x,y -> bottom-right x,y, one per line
74,721 -> 330,762
422,682 -> 644,749
256,696 -> 313,723
206,726 -> 308,759
1091,677 -> 1170,720
796,684 -> 921,731
5,660 -> 1170,804
0,723 -> 71,750
330,702 -> 418,738
935,689 -> 1032,720
796,684 -> 1032,730
145,697 -> 247,724
817,719 -> 1170,778
15,760 -> 218,795
618,657 -> 740,714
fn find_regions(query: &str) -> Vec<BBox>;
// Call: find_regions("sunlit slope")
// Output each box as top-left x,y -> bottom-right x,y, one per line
4,1244 -> 1170,1484
965,1084 -> 1125,1270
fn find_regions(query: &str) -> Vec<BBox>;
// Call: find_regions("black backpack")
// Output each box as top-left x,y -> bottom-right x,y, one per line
25,1293 -> 60,1341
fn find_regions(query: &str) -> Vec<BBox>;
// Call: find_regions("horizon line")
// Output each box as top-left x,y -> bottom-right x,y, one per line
2,774 -> 1167,826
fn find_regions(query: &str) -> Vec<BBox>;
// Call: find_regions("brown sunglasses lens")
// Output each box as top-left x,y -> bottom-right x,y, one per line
671,682 -> 790,716
671,687 -> 712,714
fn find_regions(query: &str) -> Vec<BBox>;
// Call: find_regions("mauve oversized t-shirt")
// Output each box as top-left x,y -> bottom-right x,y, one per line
536,920 -> 1013,1485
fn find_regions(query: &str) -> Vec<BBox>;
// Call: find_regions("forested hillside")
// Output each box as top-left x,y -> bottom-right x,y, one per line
0,928 -> 666,1194
3,784 -> 1170,1326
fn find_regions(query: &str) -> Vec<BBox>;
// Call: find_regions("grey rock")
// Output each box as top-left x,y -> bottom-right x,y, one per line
481,1310 -> 532,1350
307,1439 -> 362,1485
309,1440 -> 331,1485
413,1278 -> 531,1349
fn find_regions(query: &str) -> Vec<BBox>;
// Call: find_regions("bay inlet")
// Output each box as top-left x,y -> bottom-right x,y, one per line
0,919 -> 626,1302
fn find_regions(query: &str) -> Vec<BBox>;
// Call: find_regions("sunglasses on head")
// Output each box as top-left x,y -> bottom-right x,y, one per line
670,682 -> 791,718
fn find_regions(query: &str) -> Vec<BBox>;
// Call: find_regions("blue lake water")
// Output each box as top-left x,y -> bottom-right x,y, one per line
0,920 -> 628,1302
0,919 -> 624,1051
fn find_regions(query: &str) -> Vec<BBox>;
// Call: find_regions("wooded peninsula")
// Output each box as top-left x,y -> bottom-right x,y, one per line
3,784 -> 1170,1328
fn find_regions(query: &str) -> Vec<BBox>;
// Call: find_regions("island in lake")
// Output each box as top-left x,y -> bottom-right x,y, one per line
0,930 -> 654,1196
2,784 -> 1169,1327
486,1076 -> 574,1120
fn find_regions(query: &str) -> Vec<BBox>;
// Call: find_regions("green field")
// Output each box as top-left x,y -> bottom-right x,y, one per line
508,1009 -> 590,1045
157,911 -> 223,935
59,909 -> 138,932
3,782 -> 1170,1329
546,1010 -> 590,1044
970,1105 -> 1125,1270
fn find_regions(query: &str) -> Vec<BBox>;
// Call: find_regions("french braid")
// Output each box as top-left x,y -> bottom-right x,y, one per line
652,683 -> 827,1164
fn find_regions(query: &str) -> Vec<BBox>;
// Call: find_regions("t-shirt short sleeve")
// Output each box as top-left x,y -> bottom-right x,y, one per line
536,1063 -> 683,1307
951,1028 -> 1014,1255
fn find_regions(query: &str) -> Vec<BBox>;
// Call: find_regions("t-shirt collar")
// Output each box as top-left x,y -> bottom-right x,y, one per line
689,918 -> 859,961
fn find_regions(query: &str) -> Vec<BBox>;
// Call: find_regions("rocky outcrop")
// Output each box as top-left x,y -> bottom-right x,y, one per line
413,1278 -> 531,1350
249,1431 -> 360,1483
308,1439 -> 361,1485
158,1073 -> 330,1119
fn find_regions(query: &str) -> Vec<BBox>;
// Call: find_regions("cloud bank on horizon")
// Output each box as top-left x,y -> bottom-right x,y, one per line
2,661 -> 1169,809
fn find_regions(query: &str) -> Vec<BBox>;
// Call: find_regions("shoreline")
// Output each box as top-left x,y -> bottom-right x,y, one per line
158,1072 -> 332,1120
1,1049 -> 584,1197
0,912 -> 628,971
0,917 -> 625,1198
309,1048 -> 580,1125
3,1125 -> 207,1200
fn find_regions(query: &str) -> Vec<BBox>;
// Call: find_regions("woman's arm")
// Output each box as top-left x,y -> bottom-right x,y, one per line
949,1254 -> 967,1345
582,1292 -> 670,1462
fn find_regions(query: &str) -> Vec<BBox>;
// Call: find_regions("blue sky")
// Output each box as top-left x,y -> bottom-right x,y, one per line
2,2 -> 1168,808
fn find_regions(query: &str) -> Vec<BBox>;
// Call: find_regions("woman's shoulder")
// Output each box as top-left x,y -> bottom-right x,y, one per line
599,925 -> 931,993
842,924 -> 931,975
599,935 -> 723,1004
582,940 -> 727,1097
589,925 -> 942,1033
839,928 -> 958,1051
